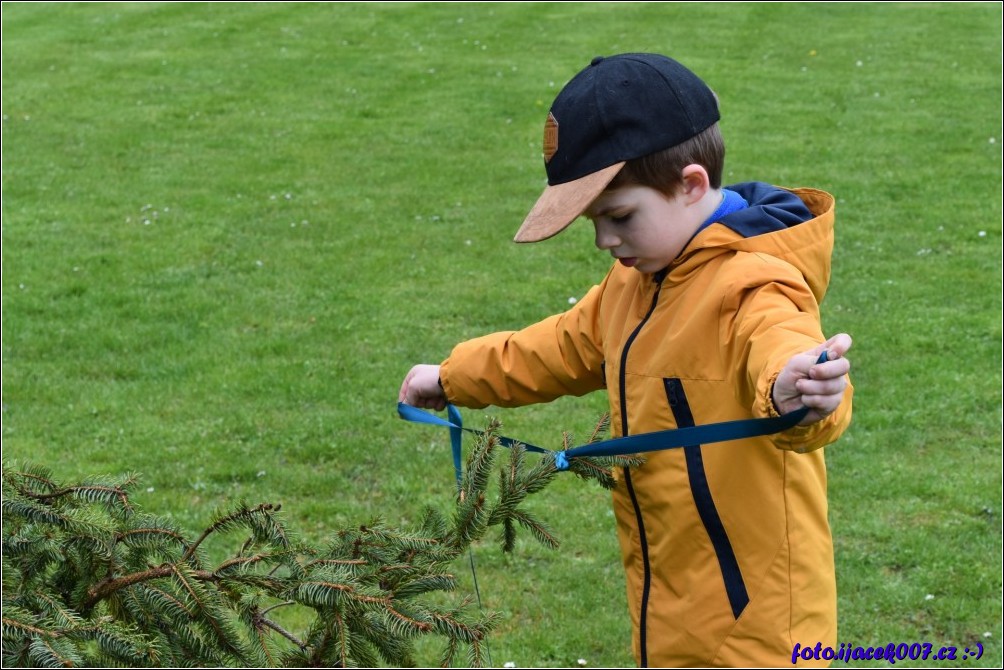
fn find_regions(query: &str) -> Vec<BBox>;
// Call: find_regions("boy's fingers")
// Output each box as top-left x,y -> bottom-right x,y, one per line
804,334 -> 852,379
823,333 -> 852,360
798,376 -> 846,396
398,374 -> 414,402
809,356 -> 850,380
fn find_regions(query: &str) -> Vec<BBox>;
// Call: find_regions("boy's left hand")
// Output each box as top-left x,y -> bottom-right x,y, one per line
772,333 -> 852,425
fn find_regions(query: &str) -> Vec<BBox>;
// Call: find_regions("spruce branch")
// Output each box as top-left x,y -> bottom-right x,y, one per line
1,413 -> 641,667
116,519 -> 190,552
125,582 -> 194,624
588,413 -> 612,443
255,612 -> 306,650
183,501 -> 286,563
28,634 -> 83,668
82,564 -> 219,609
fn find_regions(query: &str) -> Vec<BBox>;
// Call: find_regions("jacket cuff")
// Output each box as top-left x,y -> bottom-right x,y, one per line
765,372 -> 783,418
762,369 -> 823,453
438,358 -> 454,403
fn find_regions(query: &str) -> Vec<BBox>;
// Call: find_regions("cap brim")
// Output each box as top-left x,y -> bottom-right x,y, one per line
513,162 -> 625,243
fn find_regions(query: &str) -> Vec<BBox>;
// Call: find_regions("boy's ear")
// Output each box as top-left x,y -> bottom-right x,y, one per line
680,164 -> 711,204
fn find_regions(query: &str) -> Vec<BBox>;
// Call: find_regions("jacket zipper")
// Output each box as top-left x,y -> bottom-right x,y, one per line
619,272 -> 665,668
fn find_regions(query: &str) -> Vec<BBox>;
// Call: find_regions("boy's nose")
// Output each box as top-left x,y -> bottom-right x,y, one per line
593,223 -> 620,250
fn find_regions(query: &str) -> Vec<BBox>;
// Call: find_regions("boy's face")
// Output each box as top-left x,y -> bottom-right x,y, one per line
585,185 -> 704,274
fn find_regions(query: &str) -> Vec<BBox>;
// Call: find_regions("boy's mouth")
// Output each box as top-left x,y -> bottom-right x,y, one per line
618,257 -> 639,268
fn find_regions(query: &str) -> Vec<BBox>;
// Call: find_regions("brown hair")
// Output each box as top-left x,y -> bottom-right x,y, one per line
607,122 -> 725,196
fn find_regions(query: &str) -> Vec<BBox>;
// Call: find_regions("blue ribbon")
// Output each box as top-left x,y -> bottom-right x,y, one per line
399,352 -> 828,474
396,403 -> 551,486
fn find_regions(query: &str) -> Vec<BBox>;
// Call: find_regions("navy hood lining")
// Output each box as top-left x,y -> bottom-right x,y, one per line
718,182 -> 814,238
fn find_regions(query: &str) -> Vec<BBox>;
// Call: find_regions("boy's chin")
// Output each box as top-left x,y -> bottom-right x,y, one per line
633,259 -> 666,273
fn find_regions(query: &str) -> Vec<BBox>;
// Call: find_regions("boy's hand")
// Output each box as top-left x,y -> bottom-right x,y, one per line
398,364 -> 447,411
772,334 -> 852,425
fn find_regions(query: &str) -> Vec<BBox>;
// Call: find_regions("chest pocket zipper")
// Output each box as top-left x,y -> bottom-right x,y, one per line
664,377 -> 750,620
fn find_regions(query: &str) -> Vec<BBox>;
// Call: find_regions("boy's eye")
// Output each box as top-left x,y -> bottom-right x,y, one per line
609,212 -> 632,225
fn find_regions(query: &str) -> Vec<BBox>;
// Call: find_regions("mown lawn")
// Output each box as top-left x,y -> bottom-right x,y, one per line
3,3 -> 1001,666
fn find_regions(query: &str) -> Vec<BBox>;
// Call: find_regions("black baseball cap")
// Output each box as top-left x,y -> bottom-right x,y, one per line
514,53 -> 720,243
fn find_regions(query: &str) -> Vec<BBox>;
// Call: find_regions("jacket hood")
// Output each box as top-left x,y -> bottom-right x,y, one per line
678,182 -> 836,302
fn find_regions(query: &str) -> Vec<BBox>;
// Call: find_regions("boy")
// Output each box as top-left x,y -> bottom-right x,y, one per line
399,53 -> 852,667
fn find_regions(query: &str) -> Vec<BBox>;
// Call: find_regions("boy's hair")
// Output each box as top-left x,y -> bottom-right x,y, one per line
607,123 -> 725,197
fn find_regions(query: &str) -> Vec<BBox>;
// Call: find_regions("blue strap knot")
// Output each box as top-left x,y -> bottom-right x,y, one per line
553,451 -> 570,471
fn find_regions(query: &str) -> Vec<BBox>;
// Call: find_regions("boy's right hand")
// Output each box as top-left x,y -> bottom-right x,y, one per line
398,364 -> 447,410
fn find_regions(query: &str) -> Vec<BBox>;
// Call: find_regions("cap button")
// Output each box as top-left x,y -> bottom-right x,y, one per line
590,55 -> 605,67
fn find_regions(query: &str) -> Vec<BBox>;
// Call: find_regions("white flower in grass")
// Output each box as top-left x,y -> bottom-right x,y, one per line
577,660 -> 587,666
568,297 -> 578,305
924,594 -> 935,601
503,663 -> 516,668
978,231 -> 987,237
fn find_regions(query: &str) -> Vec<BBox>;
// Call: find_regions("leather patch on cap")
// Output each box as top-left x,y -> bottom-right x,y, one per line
543,112 -> 558,163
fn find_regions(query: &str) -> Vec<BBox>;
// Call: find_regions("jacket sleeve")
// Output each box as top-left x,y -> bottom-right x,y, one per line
439,281 -> 608,410
723,257 -> 853,452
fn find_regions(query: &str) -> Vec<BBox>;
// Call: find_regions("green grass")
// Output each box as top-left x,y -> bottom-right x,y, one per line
3,2 -> 1001,667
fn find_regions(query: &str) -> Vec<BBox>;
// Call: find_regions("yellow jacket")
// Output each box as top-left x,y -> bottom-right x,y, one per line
440,184 -> 853,667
